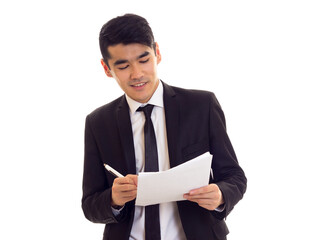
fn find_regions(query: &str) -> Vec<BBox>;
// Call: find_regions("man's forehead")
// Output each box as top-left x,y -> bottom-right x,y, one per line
108,43 -> 153,60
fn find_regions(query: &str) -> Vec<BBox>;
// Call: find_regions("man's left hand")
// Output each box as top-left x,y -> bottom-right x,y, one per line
183,184 -> 224,211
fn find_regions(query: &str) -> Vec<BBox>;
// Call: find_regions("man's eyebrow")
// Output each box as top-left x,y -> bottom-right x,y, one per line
113,59 -> 128,66
113,51 -> 150,66
137,51 -> 150,59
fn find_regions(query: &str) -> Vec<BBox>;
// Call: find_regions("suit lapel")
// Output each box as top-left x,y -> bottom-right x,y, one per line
116,96 -> 137,174
163,82 -> 183,168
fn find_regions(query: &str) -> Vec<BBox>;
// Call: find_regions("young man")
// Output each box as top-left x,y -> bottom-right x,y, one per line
82,14 -> 247,240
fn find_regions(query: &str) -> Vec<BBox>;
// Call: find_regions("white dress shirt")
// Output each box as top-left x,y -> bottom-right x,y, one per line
124,80 -> 186,240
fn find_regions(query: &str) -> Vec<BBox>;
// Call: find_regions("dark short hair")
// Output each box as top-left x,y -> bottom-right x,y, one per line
99,14 -> 156,68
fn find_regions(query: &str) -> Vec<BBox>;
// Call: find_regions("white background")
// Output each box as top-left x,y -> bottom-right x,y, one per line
1,0 -> 321,239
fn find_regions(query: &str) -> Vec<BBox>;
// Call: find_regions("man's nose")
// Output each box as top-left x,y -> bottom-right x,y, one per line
130,64 -> 143,80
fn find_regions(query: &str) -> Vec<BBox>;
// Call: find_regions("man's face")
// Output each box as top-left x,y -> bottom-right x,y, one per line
101,43 -> 161,103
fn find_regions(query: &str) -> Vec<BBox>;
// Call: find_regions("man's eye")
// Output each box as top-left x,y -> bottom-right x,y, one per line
118,65 -> 129,70
140,58 -> 149,63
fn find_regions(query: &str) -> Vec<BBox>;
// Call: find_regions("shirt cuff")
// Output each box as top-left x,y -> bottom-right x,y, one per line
111,205 -> 125,216
215,204 -> 225,212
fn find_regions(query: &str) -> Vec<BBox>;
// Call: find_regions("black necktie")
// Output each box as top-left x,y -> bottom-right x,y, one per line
137,104 -> 161,240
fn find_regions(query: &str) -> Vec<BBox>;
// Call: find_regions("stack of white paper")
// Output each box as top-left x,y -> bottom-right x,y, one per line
135,152 -> 212,206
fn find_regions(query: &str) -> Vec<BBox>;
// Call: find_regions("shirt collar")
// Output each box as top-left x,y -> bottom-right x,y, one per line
125,80 -> 164,115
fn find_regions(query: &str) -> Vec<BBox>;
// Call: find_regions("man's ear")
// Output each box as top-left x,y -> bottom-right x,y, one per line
100,59 -> 113,78
155,42 -> 162,64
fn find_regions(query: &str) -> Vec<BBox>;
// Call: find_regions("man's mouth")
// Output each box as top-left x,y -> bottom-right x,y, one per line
132,82 -> 147,88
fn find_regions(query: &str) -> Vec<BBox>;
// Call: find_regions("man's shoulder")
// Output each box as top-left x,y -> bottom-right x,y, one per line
86,95 -> 125,120
164,82 -> 216,103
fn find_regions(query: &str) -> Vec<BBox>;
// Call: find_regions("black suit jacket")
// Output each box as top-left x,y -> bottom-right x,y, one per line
82,82 -> 247,240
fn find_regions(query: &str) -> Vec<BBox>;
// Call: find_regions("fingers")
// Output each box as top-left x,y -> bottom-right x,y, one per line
126,174 -> 138,186
183,184 -> 224,211
113,174 -> 137,187
184,184 -> 218,199
111,174 -> 138,207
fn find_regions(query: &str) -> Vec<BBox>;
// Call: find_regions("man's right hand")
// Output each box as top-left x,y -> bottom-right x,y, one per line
111,174 -> 138,208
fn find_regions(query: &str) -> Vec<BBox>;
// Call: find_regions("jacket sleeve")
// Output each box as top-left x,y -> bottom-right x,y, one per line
208,93 -> 247,220
81,115 -> 127,224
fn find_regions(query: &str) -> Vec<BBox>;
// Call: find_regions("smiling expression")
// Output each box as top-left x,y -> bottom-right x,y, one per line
101,43 -> 161,103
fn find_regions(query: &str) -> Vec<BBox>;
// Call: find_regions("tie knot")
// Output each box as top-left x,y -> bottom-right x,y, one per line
137,104 -> 154,118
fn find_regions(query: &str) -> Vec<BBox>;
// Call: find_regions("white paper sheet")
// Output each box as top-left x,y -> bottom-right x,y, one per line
135,152 -> 212,206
